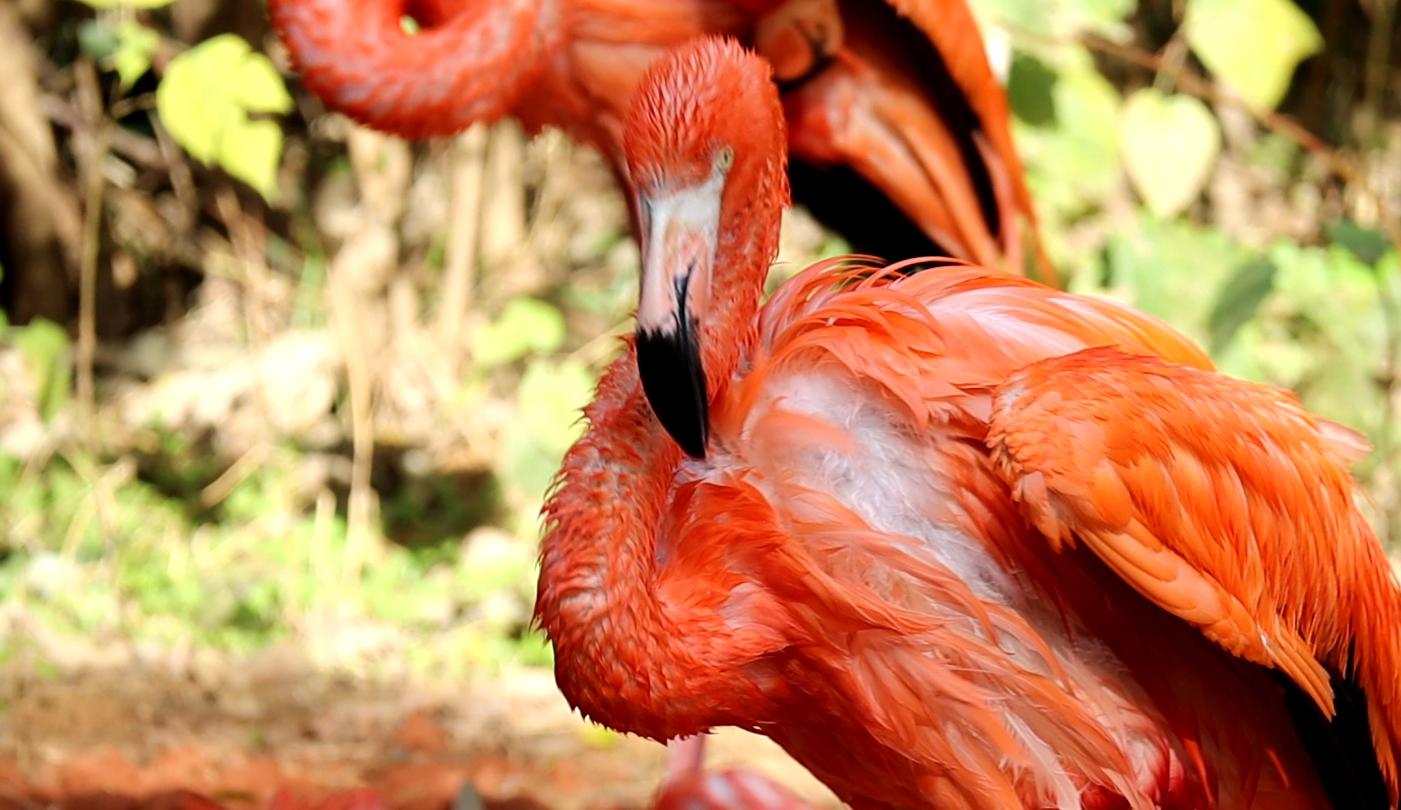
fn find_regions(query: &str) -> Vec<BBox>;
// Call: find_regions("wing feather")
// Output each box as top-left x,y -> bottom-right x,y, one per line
986,346 -> 1401,795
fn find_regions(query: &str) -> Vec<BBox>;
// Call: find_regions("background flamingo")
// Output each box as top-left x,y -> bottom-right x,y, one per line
264,0 -> 1046,275
534,37 -> 1401,808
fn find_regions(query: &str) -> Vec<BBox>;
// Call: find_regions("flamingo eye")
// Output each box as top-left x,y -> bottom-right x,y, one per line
714,147 -> 734,173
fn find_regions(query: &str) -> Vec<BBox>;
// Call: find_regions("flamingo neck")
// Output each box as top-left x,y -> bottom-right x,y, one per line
535,112 -> 789,742
535,230 -> 780,739
267,0 -> 559,139
534,356 -> 703,739
700,158 -> 787,398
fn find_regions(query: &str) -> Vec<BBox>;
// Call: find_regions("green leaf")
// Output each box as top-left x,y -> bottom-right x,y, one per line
77,20 -> 121,62
1208,257 -> 1276,353
1327,220 -> 1392,268
80,20 -> 159,91
14,319 -> 72,423
112,21 -> 159,91
1015,48 -> 1123,215
1245,132 -> 1301,177
1119,89 -> 1220,218
1103,214 -> 1251,343
232,54 -> 295,114
473,297 -> 567,367
1008,52 -> 1058,127
1257,242 -> 1386,439
156,35 -> 292,200
498,360 -> 594,503
1185,0 -> 1322,111
218,120 -> 284,203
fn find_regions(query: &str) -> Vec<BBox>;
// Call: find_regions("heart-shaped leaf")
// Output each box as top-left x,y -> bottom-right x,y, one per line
156,34 -> 292,200
1119,88 -> 1220,218
1185,0 -> 1321,111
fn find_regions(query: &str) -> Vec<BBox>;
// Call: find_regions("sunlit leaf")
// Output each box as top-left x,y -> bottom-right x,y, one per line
1119,89 -> 1220,218
217,120 -> 284,205
156,35 -> 292,200
232,53 -> 295,114
1208,257 -> 1276,353
1185,0 -> 1322,111
81,20 -> 159,91
113,22 -> 159,91
579,722 -> 621,750
473,297 -> 567,367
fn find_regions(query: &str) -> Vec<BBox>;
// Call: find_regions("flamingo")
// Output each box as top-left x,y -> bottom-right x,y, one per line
264,0 -> 1046,275
534,36 -> 1401,808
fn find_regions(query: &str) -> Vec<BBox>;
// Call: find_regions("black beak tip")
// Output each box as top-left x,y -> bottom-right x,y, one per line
636,328 -> 709,459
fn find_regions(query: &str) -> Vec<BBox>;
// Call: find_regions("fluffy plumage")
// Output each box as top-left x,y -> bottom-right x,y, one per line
535,37 -> 1401,809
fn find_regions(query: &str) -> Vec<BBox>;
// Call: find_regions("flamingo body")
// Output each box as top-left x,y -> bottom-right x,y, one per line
535,38 -> 1401,809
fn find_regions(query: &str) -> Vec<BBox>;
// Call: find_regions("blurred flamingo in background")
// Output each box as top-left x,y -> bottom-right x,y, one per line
264,0 -> 1047,276
534,37 -> 1401,808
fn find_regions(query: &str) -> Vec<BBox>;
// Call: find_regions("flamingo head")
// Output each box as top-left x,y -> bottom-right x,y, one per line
622,37 -> 788,459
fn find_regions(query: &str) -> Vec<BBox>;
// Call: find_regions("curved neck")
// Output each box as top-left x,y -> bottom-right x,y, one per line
267,0 -> 560,139
534,354 -> 694,738
701,153 -> 788,397
535,349 -> 789,740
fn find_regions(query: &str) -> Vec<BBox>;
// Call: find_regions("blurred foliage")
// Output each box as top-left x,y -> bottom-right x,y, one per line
1182,0 -> 1322,111
976,0 -> 1400,532
0,0 -> 1397,679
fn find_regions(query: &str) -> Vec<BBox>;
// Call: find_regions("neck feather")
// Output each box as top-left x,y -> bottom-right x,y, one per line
534,135 -> 787,741
699,151 -> 786,396
534,353 -> 704,739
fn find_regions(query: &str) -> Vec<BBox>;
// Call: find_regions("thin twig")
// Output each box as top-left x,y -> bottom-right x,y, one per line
199,444 -> 270,509
108,91 -> 154,122
329,262 -> 379,583
72,59 -> 106,440
437,124 -> 488,360
42,94 -> 164,169
150,110 -> 197,234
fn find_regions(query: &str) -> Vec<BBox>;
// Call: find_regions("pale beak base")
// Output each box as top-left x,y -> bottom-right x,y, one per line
633,178 -> 724,459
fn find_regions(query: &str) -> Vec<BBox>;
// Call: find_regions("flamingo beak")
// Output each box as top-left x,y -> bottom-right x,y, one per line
634,179 -> 722,459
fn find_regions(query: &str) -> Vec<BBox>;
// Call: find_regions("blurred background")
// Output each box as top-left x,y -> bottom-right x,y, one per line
0,0 -> 1397,807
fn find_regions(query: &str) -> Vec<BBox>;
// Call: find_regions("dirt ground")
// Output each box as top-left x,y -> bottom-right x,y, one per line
0,633 -> 840,810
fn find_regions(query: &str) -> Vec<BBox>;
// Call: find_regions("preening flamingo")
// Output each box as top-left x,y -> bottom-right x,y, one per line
534,37 -> 1401,808
264,0 -> 1045,274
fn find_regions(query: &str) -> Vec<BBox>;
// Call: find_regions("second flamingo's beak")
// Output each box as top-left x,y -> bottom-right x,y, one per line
634,179 -> 722,460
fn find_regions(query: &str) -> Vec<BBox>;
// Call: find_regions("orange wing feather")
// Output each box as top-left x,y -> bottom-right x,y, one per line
986,346 -> 1401,797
